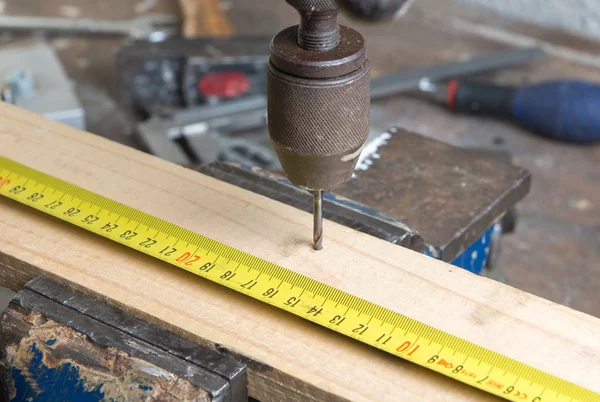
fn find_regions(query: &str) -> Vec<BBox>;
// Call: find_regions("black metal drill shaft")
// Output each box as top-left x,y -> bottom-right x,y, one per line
268,0 -> 371,250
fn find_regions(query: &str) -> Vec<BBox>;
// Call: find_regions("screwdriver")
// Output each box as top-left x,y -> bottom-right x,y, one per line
434,79 -> 600,143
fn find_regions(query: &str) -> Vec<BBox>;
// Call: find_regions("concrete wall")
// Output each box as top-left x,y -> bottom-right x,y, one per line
455,0 -> 600,39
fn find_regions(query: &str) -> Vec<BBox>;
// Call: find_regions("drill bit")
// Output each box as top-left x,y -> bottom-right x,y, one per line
311,190 -> 324,250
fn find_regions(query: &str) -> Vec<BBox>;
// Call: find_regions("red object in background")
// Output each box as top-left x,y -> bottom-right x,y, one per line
198,71 -> 250,98
446,79 -> 460,110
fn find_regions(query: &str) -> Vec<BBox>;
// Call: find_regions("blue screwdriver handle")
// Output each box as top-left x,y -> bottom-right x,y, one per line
448,79 -> 600,143
512,80 -> 600,143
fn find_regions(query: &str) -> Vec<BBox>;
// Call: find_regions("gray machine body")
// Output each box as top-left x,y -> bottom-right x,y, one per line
0,39 -> 85,130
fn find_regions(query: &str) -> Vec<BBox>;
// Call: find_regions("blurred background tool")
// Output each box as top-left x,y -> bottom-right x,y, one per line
0,39 -> 85,130
436,79 -> 600,143
117,37 -> 270,114
136,96 -> 274,168
135,46 -> 546,169
370,47 -> 547,98
0,13 -> 179,42
118,32 -> 544,118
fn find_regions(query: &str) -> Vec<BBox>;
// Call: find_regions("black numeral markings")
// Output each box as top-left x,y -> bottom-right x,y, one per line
120,230 -> 137,240
101,223 -> 119,232
199,262 -> 214,272
9,186 -> 26,194
159,246 -> 177,256
306,306 -> 323,316
64,208 -> 81,217
262,288 -> 279,298
27,192 -> 44,202
139,238 -> 157,248
220,271 -> 236,280
82,215 -> 99,224
376,334 -> 392,344
44,201 -> 63,209
329,315 -> 346,325
284,297 -> 300,307
452,365 -> 463,374
427,355 -> 439,364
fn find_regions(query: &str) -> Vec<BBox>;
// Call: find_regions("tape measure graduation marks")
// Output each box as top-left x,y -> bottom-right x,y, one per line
0,156 -> 597,402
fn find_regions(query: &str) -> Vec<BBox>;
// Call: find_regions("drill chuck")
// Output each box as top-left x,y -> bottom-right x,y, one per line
267,16 -> 370,191
268,0 -> 412,249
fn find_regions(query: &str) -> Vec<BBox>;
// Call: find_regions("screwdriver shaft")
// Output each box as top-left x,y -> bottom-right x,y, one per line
312,190 -> 323,250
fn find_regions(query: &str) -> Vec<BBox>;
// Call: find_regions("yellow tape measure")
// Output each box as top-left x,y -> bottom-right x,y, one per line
0,156 -> 597,402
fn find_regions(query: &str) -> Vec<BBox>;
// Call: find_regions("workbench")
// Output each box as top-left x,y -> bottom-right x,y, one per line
0,0 -> 598,333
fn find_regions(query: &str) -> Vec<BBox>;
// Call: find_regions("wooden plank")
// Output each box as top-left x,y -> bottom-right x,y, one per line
179,0 -> 233,38
0,103 -> 599,400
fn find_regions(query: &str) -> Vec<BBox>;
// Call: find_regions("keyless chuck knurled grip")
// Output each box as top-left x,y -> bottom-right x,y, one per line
267,0 -> 371,191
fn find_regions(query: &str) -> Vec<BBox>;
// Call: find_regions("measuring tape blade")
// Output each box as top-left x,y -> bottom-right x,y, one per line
0,156 -> 597,402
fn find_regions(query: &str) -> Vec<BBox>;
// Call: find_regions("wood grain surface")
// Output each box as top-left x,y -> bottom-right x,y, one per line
0,104 -> 599,401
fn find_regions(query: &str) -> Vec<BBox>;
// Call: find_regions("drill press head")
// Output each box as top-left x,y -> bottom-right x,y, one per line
267,0 -> 371,192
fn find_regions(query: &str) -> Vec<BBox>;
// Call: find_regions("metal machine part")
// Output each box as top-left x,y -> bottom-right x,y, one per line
268,0 -> 372,249
337,128 -> 531,267
336,0 -> 414,21
163,95 -> 268,140
136,99 -> 275,169
117,37 -> 270,113
0,14 -> 178,42
4,70 -> 36,98
0,276 -> 247,401
0,40 -> 85,130
372,47 -> 547,99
